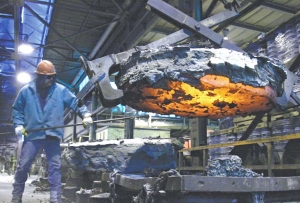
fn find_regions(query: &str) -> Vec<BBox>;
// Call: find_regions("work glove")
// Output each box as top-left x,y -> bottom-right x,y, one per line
15,125 -> 28,140
82,113 -> 93,128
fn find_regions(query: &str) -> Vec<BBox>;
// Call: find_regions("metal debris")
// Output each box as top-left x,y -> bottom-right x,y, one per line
77,187 -> 98,195
206,155 -> 263,177
133,169 -> 181,203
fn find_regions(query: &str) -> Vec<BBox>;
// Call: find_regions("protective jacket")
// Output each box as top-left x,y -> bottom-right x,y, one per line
12,80 -> 89,140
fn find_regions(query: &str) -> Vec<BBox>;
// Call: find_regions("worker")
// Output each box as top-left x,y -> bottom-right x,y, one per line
11,60 -> 93,203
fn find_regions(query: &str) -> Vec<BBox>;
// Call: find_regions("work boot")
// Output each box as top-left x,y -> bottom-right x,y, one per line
50,190 -> 62,203
11,195 -> 22,203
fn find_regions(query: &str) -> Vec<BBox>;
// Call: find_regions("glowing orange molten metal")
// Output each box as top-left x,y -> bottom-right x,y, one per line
122,75 -> 276,119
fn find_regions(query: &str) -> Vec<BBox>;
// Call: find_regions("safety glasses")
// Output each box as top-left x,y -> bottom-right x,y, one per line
46,75 -> 57,80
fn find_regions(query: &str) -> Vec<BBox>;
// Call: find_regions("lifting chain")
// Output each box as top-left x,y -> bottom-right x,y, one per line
134,169 -> 181,203
109,170 -> 121,203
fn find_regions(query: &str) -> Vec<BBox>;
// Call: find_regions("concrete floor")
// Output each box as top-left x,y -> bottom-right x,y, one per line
0,173 -> 50,203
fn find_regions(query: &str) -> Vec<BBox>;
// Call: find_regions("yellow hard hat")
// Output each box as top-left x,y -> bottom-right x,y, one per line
36,60 -> 56,75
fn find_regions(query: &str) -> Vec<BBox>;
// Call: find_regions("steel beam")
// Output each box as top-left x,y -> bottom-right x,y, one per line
146,0 -> 245,53
214,0 -> 266,33
179,133 -> 300,152
261,1 -> 298,14
26,0 -> 120,18
201,9 -> 239,28
13,0 -> 22,73
109,0 -> 124,12
39,19 -> 121,50
267,142 -> 274,177
114,174 -> 300,193
24,3 -> 87,59
178,163 -> 300,171
231,21 -> 269,33
115,174 -> 157,191
203,0 -> 218,19
180,176 -> 300,192
137,28 -> 193,50
238,112 -> 267,141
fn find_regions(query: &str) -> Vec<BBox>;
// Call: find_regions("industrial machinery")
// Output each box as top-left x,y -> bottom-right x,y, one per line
59,0 -> 300,202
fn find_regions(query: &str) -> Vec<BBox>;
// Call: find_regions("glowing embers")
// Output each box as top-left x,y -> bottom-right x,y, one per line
121,75 -> 276,119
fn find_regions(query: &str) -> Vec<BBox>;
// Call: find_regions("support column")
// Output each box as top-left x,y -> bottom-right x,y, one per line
89,91 -> 97,141
267,142 -> 274,177
190,118 -> 207,167
124,108 -> 134,139
72,113 -> 77,143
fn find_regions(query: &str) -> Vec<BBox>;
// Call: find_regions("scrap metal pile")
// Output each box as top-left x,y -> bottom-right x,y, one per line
116,46 -> 287,119
206,155 -> 263,177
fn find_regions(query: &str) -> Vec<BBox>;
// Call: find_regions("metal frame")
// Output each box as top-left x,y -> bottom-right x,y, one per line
178,133 -> 300,176
107,173 -> 300,202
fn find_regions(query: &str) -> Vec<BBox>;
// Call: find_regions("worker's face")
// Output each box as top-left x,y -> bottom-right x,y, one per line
36,74 -> 56,88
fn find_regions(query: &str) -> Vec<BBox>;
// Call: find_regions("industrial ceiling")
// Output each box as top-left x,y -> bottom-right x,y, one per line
0,0 -> 300,143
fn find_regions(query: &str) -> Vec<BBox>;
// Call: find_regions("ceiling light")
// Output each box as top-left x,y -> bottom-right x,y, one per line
18,43 -> 34,54
17,72 -> 31,84
18,35 -> 34,55
222,29 -> 229,40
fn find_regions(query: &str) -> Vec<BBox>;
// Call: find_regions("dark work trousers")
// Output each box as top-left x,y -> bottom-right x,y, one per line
12,137 -> 62,202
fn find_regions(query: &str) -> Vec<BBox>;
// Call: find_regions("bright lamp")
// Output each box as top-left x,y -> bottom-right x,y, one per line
17,72 -> 31,83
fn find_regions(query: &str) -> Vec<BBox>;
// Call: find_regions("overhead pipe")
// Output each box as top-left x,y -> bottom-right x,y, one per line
88,0 -> 132,59
193,0 -> 202,22
13,1 -> 22,74
40,19 -> 121,50
88,19 -> 119,59
108,0 -> 177,54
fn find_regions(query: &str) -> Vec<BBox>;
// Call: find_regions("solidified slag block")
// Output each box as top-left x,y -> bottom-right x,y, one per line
116,47 -> 287,119
62,139 -> 179,174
